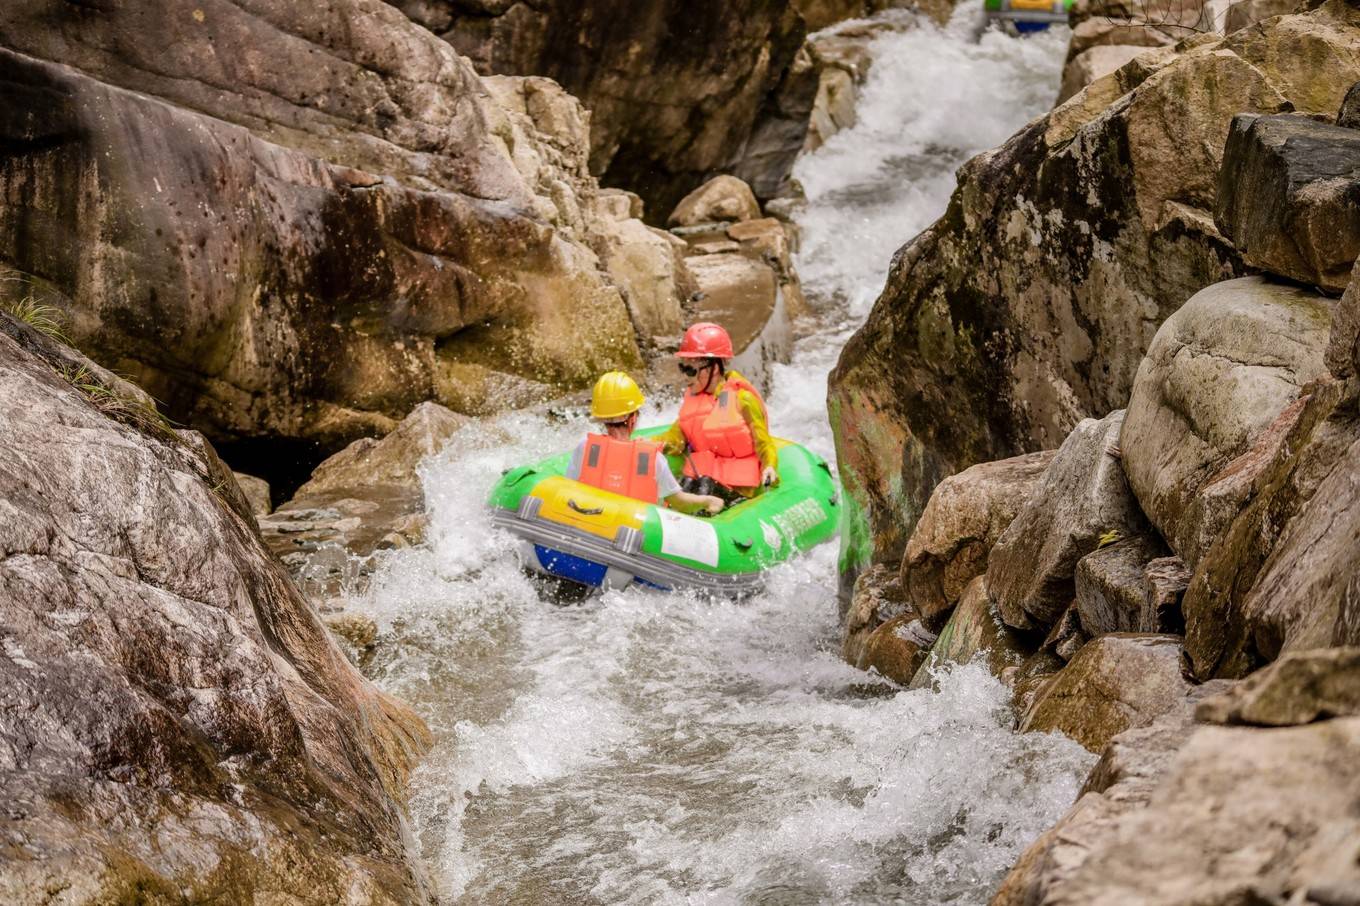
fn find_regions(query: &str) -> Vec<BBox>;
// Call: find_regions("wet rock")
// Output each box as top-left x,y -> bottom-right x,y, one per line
1020,634 -> 1191,752
1073,535 -> 1172,636
909,576 -> 1032,689
828,0 -> 1360,578
1196,647 -> 1360,727
326,613 -> 382,660
1216,113 -> 1360,292
843,562 -> 910,648
0,332 -> 430,901
1058,45 -> 1152,105
1341,80 -> 1360,129
233,472 -> 273,517
1000,716 -> 1360,905
260,402 -> 465,601
0,0 -> 643,460
1181,379 -> 1360,679
669,176 -> 763,227
902,451 -> 1055,630
1042,605 -> 1091,664
993,680 -> 1232,906
1121,277 -> 1333,564
848,614 -> 938,685
988,412 -> 1150,631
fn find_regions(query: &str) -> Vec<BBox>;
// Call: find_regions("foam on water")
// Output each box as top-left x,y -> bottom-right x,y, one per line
360,8 -> 1090,903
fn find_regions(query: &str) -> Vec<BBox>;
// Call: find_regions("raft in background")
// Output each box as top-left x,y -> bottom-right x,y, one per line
984,0 -> 1072,30
487,427 -> 840,593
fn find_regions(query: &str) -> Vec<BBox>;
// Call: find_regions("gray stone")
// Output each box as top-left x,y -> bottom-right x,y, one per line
1327,256 -> 1360,379
1140,555 -> 1191,634
902,450 -> 1055,630
1074,536 -> 1171,636
1019,634 -> 1191,753
1121,276 -> 1333,565
1216,113 -> 1360,293
1196,646 -> 1360,726
1223,0 -> 1301,31
0,331 -> 430,901
988,411 -> 1151,631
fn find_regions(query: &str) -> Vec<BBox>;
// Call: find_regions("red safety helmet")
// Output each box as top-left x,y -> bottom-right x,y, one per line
677,322 -> 735,359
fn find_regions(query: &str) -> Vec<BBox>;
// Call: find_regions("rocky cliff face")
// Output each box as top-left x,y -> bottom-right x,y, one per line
0,0 -> 690,483
0,313 -> 432,902
828,0 -> 1360,577
383,0 -> 927,214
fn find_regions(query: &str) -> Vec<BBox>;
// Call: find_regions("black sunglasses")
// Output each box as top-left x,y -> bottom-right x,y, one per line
679,361 -> 716,378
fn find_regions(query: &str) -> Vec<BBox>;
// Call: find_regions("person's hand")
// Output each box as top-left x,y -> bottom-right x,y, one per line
761,466 -> 779,487
703,496 -> 725,515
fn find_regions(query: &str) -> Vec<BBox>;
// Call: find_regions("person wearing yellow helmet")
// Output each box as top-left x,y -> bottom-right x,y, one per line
567,372 -> 725,515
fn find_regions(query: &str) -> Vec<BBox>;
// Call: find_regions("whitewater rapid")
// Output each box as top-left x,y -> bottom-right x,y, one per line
360,9 -> 1092,903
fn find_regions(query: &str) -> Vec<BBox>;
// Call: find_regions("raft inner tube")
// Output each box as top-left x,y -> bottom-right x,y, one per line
486,427 -> 840,593
984,0 -> 1072,26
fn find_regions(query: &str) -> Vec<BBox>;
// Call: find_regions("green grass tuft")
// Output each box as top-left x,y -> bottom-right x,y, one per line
57,364 -> 178,442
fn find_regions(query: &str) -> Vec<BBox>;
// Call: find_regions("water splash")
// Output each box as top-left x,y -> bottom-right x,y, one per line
358,8 -> 1088,903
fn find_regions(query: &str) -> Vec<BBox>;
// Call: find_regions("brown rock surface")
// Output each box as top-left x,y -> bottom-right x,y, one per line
1195,646 -> 1360,726
669,176 -> 764,227
1020,634 -> 1191,752
233,472 -> 273,517
0,0 -> 648,472
987,412 -> 1150,631
1120,277 -> 1333,564
828,0 -> 1360,578
1057,45 -> 1151,105
0,327 -> 430,901
260,402 -> 465,602
1326,253 -> 1360,380
901,451 -> 1055,630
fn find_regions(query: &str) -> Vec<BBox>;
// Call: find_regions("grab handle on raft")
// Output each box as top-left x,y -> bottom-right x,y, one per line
733,537 -> 753,552
567,499 -> 605,516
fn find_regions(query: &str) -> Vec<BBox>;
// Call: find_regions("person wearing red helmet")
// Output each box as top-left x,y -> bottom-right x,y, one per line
658,322 -> 779,501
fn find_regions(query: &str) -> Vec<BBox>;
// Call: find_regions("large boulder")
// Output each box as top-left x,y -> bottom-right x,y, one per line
0,323 -> 430,900
1216,113 -> 1360,293
668,175 -> 763,227
1120,277 -> 1333,564
0,1 -> 654,476
385,0 -> 899,213
1181,378 -> 1360,679
828,0 -> 1360,580
1019,634 -> 1192,753
901,451 -> 1055,630
987,412 -> 1150,631
1326,254 -> 1360,379
998,715 -> 1360,905
1057,45 -> 1152,105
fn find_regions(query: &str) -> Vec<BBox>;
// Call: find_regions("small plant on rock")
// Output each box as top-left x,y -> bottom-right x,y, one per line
57,364 -> 178,443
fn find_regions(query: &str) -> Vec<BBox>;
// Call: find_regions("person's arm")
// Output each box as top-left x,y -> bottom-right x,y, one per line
737,390 -> 779,484
665,490 -> 724,515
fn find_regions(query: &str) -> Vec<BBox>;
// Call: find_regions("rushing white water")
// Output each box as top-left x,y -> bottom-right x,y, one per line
359,9 -> 1090,904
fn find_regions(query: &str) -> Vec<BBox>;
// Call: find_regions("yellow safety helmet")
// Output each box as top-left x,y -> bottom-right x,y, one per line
590,371 -> 645,421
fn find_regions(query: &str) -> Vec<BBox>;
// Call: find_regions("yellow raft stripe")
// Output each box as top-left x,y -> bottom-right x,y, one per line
529,475 -> 652,541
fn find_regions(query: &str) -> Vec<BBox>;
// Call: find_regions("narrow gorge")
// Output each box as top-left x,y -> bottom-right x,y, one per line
1,0 -> 1358,904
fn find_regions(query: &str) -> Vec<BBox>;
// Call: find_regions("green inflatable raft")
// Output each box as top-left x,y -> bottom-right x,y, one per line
486,426 -> 841,593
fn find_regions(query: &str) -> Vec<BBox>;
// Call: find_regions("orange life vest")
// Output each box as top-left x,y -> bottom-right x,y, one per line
677,374 -> 765,489
577,434 -> 662,503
